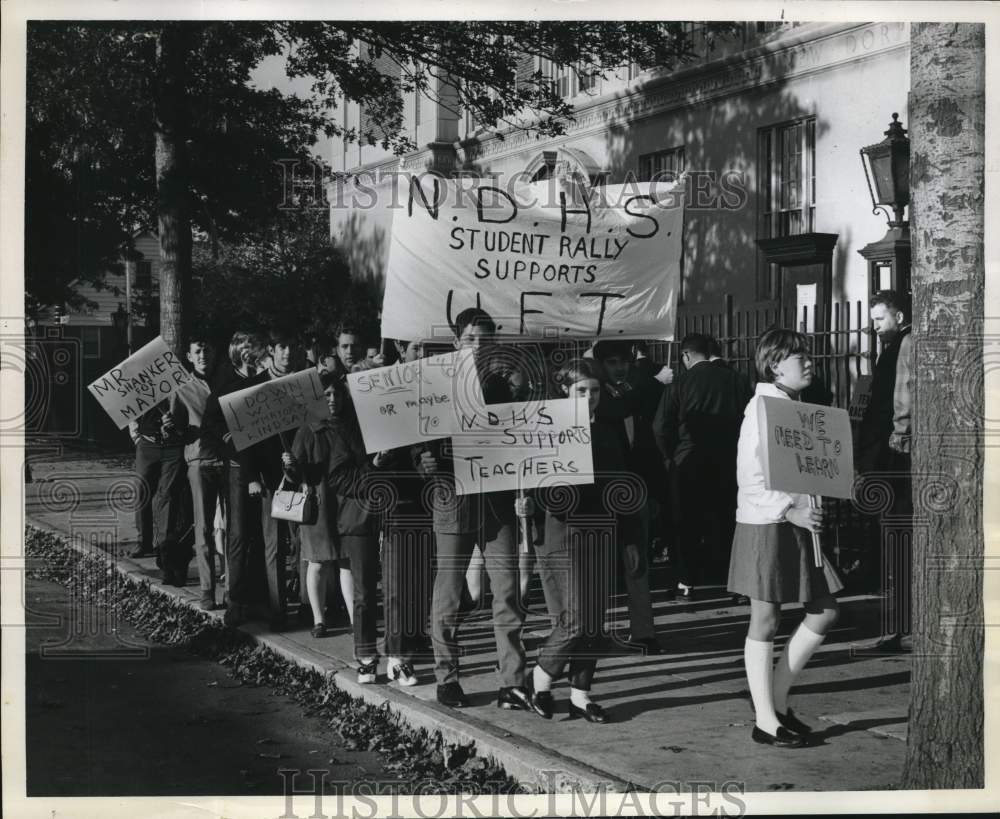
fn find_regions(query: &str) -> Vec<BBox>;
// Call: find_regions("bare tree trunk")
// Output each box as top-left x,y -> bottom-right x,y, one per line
154,23 -> 192,355
903,22 -> 985,789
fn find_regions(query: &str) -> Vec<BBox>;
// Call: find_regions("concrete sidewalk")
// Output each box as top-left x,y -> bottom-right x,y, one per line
21,451 -> 910,793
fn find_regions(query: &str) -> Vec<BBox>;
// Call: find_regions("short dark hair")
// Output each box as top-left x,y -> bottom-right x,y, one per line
186,334 -> 215,351
318,369 -> 345,391
452,307 -> 495,338
870,290 -> 909,319
591,339 -> 631,361
755,328 -> 810,383
268,326 -> 300,348
680,333 -> 713,358
335,325 -> 364,344
632,340 -> 649,356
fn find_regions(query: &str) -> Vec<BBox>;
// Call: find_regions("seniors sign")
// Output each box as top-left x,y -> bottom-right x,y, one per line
380,176 -> 684,341
347,349 -> 486,454
219,370 -> 328,452
450,397 -> 595,496
757,397 -> 855,499
88,336 -> 192,428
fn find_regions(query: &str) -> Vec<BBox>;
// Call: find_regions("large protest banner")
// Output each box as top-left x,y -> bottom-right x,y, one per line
380,175 -> 684,341
757,397 -> 855,499
88,336 -> 193,428
219,369 -> 328,452
449,397 -> 595,496
347,349 -> 486,454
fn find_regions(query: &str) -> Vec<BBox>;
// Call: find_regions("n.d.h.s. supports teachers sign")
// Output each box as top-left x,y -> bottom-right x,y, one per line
380,175 -> 684,341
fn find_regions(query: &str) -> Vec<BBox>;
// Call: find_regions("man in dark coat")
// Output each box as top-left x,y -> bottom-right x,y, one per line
857,290 -> 913,652
653,333 -> 752,597
592,339 -> 662,653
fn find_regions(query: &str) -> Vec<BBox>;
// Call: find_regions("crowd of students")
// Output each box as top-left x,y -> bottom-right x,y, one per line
126,308 -> 849,747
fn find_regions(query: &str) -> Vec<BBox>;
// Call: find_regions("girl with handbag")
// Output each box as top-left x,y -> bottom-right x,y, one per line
282,371 -> 388,683
727,328 -> 844,748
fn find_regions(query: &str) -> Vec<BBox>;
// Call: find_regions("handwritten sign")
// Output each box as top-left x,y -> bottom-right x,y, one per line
450,397 -> 595,496
346,349 -> 485,454
848,375 -> 873,424
757,397 -> 855,499
380,175 -> 684,341
219,369 -> 327,452
88,336 -> 192,428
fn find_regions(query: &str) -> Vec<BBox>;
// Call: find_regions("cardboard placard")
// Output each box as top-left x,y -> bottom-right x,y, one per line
757,396 -> 855,499
450,397 -> 595,496
219,369 -> 328,452
380,176 -> 684,341
87,336 -> 192,428
346,349 -> 485,454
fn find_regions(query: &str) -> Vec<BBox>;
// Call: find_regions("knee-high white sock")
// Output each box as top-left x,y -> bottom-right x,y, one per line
744,638 -> 779,734
773,622 -> 826,713
339,568 -> 355,626
533,664 -> 553,693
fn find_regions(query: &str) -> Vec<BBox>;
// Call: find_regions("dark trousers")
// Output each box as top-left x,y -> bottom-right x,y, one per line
431,522 -> 525,687
671,458 -> 737,586
535,514 -> 615,691
260,488 -> 299,618
188,462 -> 227,593
340,534 -> 379,659
226,462 -> 263,607
873,452 -> 912,636
135,440 -> 187,566
382,518 -> 434,661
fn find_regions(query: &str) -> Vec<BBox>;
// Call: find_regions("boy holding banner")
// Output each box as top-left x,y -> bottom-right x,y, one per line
726,329 -> 844,749
203,330 -> 266,627
414,308 -> 542,714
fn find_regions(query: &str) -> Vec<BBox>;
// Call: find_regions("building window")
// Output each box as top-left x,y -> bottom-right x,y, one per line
135,260 -> 152,290
637,146 -> 686,182
757,117 -> 817,299
540,58 -> 572,98
81,326 -> 101,359
759,118 -> 816,239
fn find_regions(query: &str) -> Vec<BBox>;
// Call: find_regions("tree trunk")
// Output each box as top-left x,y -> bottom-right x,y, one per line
903,22 -> 985,789
154,23 -> 192,355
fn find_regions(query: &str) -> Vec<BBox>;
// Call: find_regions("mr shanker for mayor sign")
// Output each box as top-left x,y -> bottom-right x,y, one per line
380,175 -> 684,341
88,336 -> 193,428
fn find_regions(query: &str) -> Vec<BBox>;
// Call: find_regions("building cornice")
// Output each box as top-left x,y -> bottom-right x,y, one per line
460,21 -> 909,167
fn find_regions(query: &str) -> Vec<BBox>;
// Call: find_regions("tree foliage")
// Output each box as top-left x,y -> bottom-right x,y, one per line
25,20 -> 737,340
189,206 -> 381,348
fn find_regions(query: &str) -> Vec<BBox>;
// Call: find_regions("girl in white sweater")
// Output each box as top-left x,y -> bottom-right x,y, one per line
727,328 -> 843,748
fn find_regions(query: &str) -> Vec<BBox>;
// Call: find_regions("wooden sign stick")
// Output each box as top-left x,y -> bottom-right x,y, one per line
809,495 -> 823,568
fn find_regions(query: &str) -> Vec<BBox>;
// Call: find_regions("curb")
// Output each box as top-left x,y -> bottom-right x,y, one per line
25,516 -> 633,794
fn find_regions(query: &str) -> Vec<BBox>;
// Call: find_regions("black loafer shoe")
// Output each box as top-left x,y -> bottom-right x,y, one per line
127,545 -> 155,559
498,686 -> 550,718
776,709 -> 813,735
161,568 -> 177,586
751,725 -> 806,747
568,701 -> 608,723
530,690 -> 555,719
436,682 -> 469,708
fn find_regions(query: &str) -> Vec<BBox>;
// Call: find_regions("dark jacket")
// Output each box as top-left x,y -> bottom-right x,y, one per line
289,415 -> 379,543
411,363 -> 515,535
652,359 -> 751,470
595,381 -> 665,489
203,364 -> 255,466
858,325 -> 911,473
536,416 -> 641,547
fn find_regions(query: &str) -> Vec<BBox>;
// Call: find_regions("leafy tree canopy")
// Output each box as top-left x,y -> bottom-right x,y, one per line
25,20 -> 736,321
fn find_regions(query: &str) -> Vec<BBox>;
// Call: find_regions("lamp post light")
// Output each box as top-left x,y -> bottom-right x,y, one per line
858,113 -> 912,297
110,302 -> 129,353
